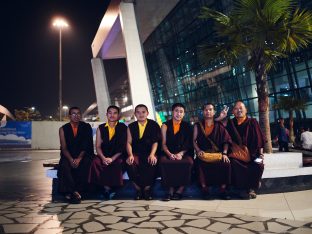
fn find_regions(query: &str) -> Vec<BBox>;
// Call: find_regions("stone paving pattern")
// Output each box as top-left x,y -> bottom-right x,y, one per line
0,198 -> 312,234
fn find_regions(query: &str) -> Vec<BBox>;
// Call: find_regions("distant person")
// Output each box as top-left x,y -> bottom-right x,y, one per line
276,118 -> 289,152
226,101 -> 265,199
126,104 -> 161,200
193,103 -> 232,200
300,127 -> 312,150
88,105 -> 127,199
58,107 -> 94,204
159,103 -> 194,201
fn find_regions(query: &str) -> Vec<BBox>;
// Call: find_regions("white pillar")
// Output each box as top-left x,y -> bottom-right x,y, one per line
91,58 -> 111,121
119,1 -> 156,120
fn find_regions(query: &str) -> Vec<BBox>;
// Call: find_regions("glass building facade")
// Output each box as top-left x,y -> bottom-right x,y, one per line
143,0 -> 312,125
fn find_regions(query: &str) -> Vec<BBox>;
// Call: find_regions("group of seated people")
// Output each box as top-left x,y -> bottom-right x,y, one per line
58,101 -> 265,204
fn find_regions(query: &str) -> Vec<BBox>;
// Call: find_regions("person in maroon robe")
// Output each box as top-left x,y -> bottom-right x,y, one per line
226,101 -> 265,199
58,107 -> 94,204
88,105 -> 127,199
126,104 -> 161,200
193,103 -> 232,200
159,103 -> 194,201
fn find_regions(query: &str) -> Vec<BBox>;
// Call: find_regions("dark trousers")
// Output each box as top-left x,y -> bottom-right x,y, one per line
278,141 -> 289,152
57,157 -> 92,194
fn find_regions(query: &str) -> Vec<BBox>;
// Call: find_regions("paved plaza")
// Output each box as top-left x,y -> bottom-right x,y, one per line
0,150 -> 312,233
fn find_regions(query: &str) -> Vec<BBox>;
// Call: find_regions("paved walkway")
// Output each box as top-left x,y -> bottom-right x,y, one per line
1,190 -> 312,234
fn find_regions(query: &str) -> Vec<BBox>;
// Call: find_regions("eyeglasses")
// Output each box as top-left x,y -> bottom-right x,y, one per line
70,113 -> 81,116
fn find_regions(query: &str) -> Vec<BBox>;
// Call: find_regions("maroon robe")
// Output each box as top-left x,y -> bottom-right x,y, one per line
160,120 -> 194,187
126,119 -> 161,187
226,117 -> 265,189
195,121 -> 232,186
58,121 -> 94,194
88,122 -> 127,187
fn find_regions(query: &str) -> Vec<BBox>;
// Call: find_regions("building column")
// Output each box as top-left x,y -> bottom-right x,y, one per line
91,58 -> 111,121
119,1 -> 156,120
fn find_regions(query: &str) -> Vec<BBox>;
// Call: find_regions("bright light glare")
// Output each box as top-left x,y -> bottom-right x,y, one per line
53,18 -> 69,28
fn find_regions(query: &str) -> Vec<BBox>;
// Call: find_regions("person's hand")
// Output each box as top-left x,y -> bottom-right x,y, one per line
126,155 -> 134,165
72,157 -> 82,168
197,151 -> 204,157
69,157 -> 76,168
175,153 -> 183,160
222,154 -> 230,163
148,155 -> 157,166
105,157 -> 113,165
219,106 -> 229,120
168,153 -> 175,160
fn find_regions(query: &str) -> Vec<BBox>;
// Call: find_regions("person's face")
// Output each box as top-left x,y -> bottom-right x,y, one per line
69,109 -> 81,123
279,119 -> 284,125
172,106 -> 185,122
135,107 -> 148,122
107,108 -> 119,122
233,102 -> 247,118
203,105 -> 215,119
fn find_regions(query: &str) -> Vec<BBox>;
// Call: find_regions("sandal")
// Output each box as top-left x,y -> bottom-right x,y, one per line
70,191 -> 81,204
172,192 -> 182,200
249,189 -> 257,199
162,193 -> 172,202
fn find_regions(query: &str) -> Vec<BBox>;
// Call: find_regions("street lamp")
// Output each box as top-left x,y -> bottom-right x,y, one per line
62,105 -> 69,119
53,18 -> 69,121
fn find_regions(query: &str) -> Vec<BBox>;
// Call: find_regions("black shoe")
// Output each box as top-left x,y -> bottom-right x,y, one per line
162,193 -> 172,202
103,190 -> 116,200
134,190 -> 142,200
238,190 -> 250,200
171,192 -> 182,200
202,189 -> 212,200
70,192 -> 81,204
249,189 -> 257,199
144,189 -> 153,200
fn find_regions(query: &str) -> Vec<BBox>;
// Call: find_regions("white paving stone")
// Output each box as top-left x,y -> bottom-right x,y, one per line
43,207 -> 63,213
38,219 -> 61,229
53,212 -> 72,221
185,219 -> 211,228
162,219 -> 185,228
181,227 -> 216,234
62,230 -> 75,234
0,216 -> 14,224
99,205 -> 116,213
8,207 -> 30,212
150,215 -> 176,222
127,217 -> 150,223
15,216 -> 50,224
113,211 -> 137,217
44,203 -> 68,207
85,209 -> 107,216
107,222 -> 135,230
237,222 -> 266,232
161,228 -> 184,234
61,222 -> 79,228
180,214 -> 206,220
172,208 -> 200,215
137,221 -> 164,228
65,218 -> 86,224
128,228 -> 159,234
83,221 -> 105,232
116,202 -> 146,208
148,205 -> 174,211
0,205 -> 10,210
34,228 -> 64,234
276,218 -> 310,228
267,222 -> 291,233
136,211 -> 155,217
200,211 -> 229,218
63,208 -> 86,213
213,217 -> 246,224
291,228 -> 312,234
152,211 -> 179,216
223,228 -> 254,234
118,207 -> 146,211
234,214 -> 271,222
95,215 -> 122,224
69,211 -> 91,219
67,203 -> 94,209
3,224 -> 38,233
101,231 -> 128,234
206,222 -> 231,232
4,212 -> 26,218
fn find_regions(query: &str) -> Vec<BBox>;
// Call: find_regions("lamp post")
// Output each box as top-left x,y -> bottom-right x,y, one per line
53,18 -> 68,121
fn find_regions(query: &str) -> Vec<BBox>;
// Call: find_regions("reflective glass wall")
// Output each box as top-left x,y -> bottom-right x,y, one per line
143,0 -> 312,124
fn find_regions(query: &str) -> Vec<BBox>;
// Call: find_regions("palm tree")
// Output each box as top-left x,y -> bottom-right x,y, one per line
199,0 -> 312,153
273,96 -> 308,143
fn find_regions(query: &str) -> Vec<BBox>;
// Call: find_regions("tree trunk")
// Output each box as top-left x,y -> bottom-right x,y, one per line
256,71 -> 273,153
289,110 -> 295,144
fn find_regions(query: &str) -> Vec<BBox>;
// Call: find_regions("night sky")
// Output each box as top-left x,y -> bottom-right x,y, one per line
1,0 -> 110,117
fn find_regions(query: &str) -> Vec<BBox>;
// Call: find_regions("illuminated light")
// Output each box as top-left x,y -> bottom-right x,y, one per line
53,18 -> 69,28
